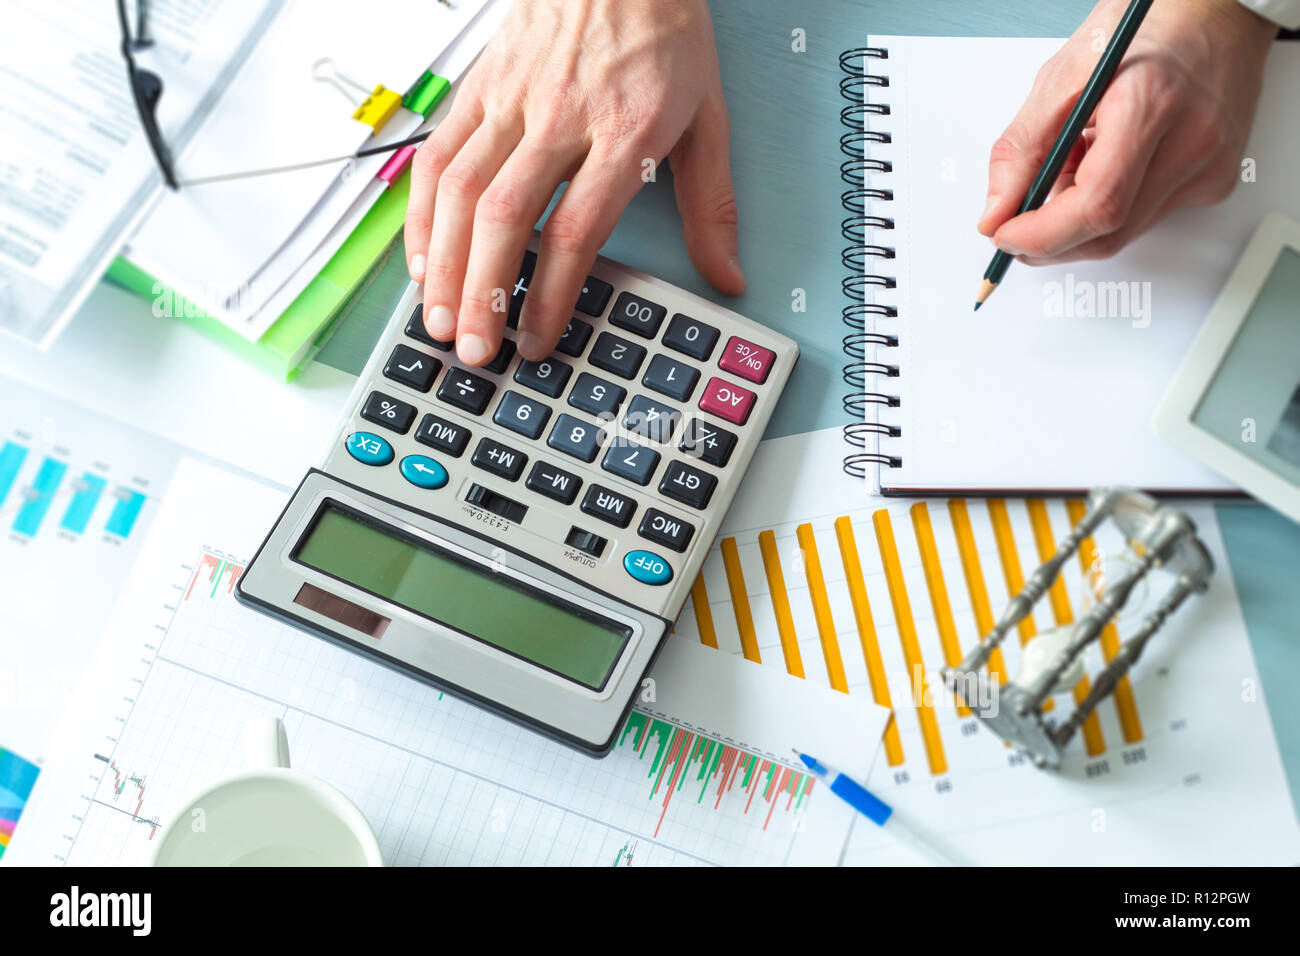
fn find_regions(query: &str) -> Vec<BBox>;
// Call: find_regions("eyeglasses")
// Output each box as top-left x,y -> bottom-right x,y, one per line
117,0 -> 177,189
116,0 -> 435,191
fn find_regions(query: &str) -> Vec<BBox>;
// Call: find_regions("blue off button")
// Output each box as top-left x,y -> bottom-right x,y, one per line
400,454 -> 448,489
346,432 -> 394,466
624,550 -> 673,586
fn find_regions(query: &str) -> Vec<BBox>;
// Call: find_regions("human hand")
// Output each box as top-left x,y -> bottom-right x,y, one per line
403,0 -> 744,367
977,0 -> 1278,265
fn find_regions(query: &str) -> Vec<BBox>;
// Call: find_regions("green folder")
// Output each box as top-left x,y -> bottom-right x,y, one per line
104,74 -> 448,382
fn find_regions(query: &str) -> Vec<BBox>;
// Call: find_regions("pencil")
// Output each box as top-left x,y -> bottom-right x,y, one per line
974,0 -> 1156,311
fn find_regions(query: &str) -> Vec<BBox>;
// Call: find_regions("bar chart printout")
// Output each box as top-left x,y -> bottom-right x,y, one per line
672,429 -> 1300,865
15,458 -> 882,868
59,473 -> 107,535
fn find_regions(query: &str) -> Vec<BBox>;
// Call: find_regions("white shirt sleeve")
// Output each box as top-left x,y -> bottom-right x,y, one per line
1238,0 -> 1300,29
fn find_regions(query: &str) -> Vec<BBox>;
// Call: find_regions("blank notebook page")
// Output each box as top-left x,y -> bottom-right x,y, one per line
861,36 -> 1300,494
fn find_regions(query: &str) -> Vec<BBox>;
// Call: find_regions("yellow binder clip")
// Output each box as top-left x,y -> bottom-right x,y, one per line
352,86 -> 402,129
313,58 -> 400,132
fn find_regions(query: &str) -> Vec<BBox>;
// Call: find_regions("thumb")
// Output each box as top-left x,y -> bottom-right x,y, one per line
669,91 -> 746,296
978,80 -> 1081,238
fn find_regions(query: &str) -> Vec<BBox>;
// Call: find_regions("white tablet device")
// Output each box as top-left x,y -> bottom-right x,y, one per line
1154,212 -> 1300,523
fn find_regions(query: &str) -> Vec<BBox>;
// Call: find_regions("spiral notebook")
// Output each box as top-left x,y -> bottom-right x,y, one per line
840,36 -> 1300,495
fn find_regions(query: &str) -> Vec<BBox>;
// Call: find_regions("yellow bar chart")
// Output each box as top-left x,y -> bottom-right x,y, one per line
689,496 -> 1145,780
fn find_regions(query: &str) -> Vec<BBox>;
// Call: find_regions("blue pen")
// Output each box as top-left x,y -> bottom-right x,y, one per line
794,750 -> 960,866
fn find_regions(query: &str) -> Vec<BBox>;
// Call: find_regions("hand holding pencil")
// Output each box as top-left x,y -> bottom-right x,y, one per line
975,0 -> 1278,308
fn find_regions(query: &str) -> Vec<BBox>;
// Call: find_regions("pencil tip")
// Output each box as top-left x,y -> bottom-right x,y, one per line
973,301 -> 982,312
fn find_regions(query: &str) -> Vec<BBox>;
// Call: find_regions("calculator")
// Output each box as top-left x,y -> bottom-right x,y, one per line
236,238 -> 797,754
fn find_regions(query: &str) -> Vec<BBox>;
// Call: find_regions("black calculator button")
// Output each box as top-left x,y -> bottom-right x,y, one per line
568,372 -> 626,419
526,461 -> 582,505
624,394 -> 681,444
506,251 -> 538,330
547,413 -> 605,463
659,459 -> 717,510
575,276 -> 613,316
662,313 -> 719,361
472,437 -> 528,481
484,338 -> 516,375
609,291 -> 667,338
554,317 -> 593,357
493,389 -> 552,440
641,354 -> 699,402
383,344 -> 441,393
679,418 -> 737,467
589,332 -> 646,380
438,367 -> 496,416
581,484 -> 637,528
514,357 -> 572,398
415,414 -> 471,457
360,391 -> 416,434
601,437 -> 661,486
405,305 -> 453,351
638,508 -> 695,553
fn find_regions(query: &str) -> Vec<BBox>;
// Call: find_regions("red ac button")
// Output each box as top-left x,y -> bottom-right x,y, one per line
699,377 -> 756,425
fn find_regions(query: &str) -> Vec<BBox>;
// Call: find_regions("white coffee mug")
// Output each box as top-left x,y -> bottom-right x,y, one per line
151,716 -> 383,866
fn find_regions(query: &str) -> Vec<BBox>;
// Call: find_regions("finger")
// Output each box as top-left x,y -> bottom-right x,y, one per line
992,89 -> 1169,260
519,145 -> 648,360
977,78 -> 1081,236
669,89 -> 745,296
403,99 -> 483,282
1045,131 -> 1092,203
455,138 -> 584,365
1015,127 -> 1213,266
421,117 -> 522,342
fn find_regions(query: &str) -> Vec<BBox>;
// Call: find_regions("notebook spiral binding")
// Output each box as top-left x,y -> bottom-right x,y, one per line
839,47 -> 902,478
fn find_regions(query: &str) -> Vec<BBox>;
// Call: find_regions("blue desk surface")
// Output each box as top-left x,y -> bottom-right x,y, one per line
317,0 -> 1299,804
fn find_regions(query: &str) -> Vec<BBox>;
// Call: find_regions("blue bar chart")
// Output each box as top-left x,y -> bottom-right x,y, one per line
105,488 -> 147,539
12,457 -> 68,537
0,438 -> 150,542
60,473 -> 108,535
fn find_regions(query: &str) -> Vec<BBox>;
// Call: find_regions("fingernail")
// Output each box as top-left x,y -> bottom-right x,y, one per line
457,333 -> 492,366
979,196 -> 998,224
409,253 -> 426,280
997,241 -> 1024,257
426,304 -> 455,339
728,256 -> 745,281
516,331 -> 542,359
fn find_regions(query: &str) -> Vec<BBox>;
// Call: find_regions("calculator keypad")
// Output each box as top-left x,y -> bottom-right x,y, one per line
343,245 -> 793,606
362,391 -> 416,434
472,437 -> 527,481
624,395 -> 680,444
384,344 -> 441,393
601,438 -> 660,486
581,485 -> 636,528
515,357 -> 572,398
568,372 -> 625,418
494,390 -> 552,440
438,368 -> 496,416
609,291 -> 667,338
641,354 -> 698,402
662,313 -> 719,361
415,414 -> 471,457
547,414 -> 604,463
659,459 -> 716,510
588,332 -> 646,380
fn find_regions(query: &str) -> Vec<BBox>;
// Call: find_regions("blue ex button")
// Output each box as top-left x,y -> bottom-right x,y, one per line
346,431 -> 394,466
400,454 -> 448,489
623,549 -> 673,586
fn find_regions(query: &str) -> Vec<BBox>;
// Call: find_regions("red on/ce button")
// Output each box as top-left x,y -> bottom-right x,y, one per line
699,377 -> 756,425
718,336 -> 776,384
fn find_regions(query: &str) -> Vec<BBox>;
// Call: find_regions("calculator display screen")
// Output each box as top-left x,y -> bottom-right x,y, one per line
293,504 -> 630,690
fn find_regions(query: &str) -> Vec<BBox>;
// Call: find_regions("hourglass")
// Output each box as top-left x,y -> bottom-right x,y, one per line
941,488 -> 1214,769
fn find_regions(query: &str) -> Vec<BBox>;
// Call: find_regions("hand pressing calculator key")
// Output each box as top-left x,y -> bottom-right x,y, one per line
236,238 -> 797,755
